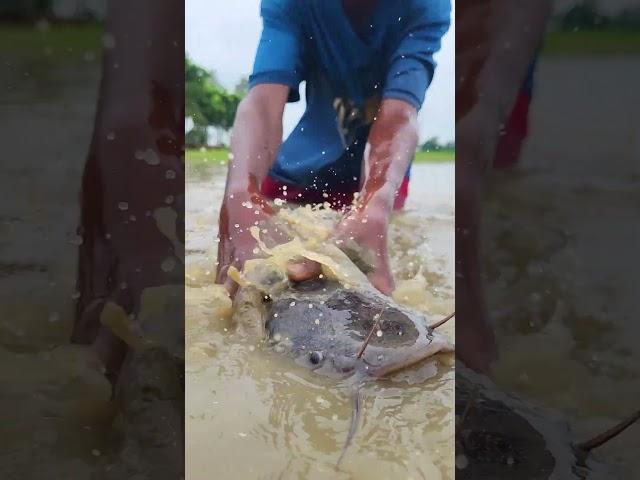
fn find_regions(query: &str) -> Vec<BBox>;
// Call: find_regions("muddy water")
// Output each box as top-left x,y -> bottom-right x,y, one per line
0,55 -> 118,479
486,57 -> 640,476
185,162 -> 455,479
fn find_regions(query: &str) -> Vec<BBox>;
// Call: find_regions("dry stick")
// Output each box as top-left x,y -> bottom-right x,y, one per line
356,306 -> 386,359
576,409 -> 640,452
430,311 -> 455,330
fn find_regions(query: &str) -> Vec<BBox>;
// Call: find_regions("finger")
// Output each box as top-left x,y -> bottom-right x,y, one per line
368,270 -> 395,296
215,262 -> 230,285
286,258 -> 322,282
224,276 -> 239,299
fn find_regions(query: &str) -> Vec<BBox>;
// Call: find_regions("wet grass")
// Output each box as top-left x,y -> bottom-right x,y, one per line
186,148 -> 454,165
542,29 -> 640,56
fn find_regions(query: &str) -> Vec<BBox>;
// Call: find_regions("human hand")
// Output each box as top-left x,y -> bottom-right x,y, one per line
288,193 -> 394,295
215,189 -> 288,297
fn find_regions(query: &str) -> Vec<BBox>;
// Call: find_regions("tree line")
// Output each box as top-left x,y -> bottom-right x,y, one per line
185,56 -> 247,148
420,137 -> 454,152
559,1 -> 640,30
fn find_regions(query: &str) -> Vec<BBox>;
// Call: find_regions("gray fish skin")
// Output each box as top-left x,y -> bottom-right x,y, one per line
262,278 -> 453,379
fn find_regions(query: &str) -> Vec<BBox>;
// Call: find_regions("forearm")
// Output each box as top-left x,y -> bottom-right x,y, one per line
359,99 -> 419,214
224,87 -> 286,197
476,0 -> 552,120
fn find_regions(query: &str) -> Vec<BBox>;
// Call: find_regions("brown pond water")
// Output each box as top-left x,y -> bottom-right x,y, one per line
185,161 -> 456,480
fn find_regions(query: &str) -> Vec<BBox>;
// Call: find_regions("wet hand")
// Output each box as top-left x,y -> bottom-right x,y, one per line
332,203 -> 394,295
287,200 -> 394,296
216,190 -> 288,297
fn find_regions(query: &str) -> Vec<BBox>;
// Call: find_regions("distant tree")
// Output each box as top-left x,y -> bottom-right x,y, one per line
185,127 -> 208,148
561,1 -> 608,30
421,137 -> 442,151
234,77 -> 249,96
613,8 -> 640,29
185,56 -> 245,147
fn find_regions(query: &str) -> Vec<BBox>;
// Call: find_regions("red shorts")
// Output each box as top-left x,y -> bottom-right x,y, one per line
493,91 -> 531,169
262,175 -> 410,211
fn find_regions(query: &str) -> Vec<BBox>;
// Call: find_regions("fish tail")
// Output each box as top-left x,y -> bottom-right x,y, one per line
337,382 -> 363,467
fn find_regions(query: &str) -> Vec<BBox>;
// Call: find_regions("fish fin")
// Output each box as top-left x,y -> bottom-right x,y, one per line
576,409 -> 640,453
337,382 -> 363,467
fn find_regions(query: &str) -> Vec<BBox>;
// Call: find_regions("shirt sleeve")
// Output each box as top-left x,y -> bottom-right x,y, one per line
249,0 -> 305,102
382,0 -> 451,110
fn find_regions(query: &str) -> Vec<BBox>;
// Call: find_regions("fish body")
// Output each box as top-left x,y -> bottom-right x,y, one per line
263,277 -> 453,378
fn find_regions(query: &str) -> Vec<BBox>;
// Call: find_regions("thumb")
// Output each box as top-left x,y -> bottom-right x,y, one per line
287,258 -> 322,282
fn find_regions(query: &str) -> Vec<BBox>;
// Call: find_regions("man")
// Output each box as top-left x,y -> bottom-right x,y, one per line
456,0 -> 551,372
73,3 -> 185,476
215,0 -> 451,298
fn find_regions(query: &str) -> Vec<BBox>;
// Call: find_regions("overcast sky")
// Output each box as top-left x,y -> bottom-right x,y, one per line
186,0 -> 455,143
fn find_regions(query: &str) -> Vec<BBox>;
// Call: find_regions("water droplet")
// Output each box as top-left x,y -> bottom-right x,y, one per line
456,454 -> 469,469
161,257 -> 176,272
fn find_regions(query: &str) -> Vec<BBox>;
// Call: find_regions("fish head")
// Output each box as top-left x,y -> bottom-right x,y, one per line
264,278 -> 454,379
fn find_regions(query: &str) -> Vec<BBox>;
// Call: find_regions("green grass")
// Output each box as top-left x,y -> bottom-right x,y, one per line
415,149 -> 454,163
542,29 -> 640,56
186,147 -> 454,165
186,148 -> 230,165
0,23 -> 103,57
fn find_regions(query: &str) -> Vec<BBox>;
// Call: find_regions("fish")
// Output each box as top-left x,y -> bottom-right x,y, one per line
456,365 -> 640,479
230,256 -> 454,465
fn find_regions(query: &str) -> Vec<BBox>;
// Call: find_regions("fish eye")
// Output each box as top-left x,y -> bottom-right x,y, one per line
309,351 -> 324,365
